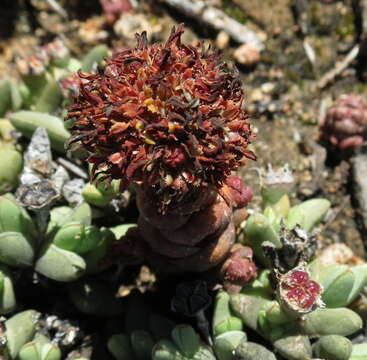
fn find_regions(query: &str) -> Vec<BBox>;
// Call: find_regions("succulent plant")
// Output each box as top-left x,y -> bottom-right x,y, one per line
18,334 -> 62,360
2,20 -> 367,360
4,310 -> 39,359
0,191 -> 132,313
312,335 -> 352,360
10,112 -> 70,153
240,165 -> 330,269
212,291 -> 243,336
65,24 -> 256,292
320,93 -> 367,150
0,149 -> 23,194
350,343 -> 367,360
203,169 -> 367,360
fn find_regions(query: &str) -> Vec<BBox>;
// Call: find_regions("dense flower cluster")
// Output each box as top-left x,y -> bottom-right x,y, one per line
66,24 -> 255,208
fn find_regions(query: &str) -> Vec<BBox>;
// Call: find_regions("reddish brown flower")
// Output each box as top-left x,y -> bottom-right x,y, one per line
66,24 -> 255,211
277,267 -> 323,315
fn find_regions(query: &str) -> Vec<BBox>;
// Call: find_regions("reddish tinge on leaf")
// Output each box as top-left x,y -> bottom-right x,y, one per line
66,24 -> 255,209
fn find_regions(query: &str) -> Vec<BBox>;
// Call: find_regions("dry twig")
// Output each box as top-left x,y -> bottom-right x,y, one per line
317,45 -> 360,89
161,0 -> 264,50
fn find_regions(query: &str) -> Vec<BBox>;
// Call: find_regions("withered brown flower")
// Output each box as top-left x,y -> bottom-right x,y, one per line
67,24 -> 255,209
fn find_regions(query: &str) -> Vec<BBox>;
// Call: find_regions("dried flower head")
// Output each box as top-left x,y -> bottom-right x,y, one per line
66,24 -> 255,209
320,93 -> 367,150
277,267 -> 323,315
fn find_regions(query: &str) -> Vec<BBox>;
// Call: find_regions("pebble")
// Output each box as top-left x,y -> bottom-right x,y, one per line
261,82 -> 275,94
216,31 -> 230,50
233,43 -> 261,66
114,13 -> 152,44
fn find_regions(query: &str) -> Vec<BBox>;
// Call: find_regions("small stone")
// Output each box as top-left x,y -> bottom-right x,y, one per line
215,31 -> 230,50
233,43 -> 260,66
250,88 -> 265,102
318,243 -> 361,266
114,13 -> 152,46
261,82 -> 275,94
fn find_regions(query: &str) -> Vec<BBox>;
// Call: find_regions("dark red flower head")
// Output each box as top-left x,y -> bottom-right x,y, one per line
66,24 -> 255,208
277,268 -> 323,315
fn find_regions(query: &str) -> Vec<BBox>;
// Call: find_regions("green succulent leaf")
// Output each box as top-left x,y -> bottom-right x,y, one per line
214,331 -> 247,360
5,310 -> 39,358
313,335 -> 352,360
0,264 -> 16,314
18,342 -> 42,360
10,81 -> 23,110
299,308 -> 362,336
109,224 -> 136,240
33,74 -> 63,113
273,335 -> 312,360
53,221 -> 84,252
230,294 -> 271,334
83,228 -> 113,274
286,198 -> 331,232
108,334 -> 135,360
0,150 -> 23,194
65,58 -> 82,72
350,343 -> 367,360
309,261 -> 367,308
130,330 -> 155,360
10,111 -> 70,153
49,206 -> 73,228
0,80 -> 11,116
192,346 -> 216,359
171,325 -> 200,358
0,194 -> 36,239
81,45 -> 109,72
76,225 -> 102,254
82,182 -> 116,207
234,342 -> 277,360
347,264 -> 367,305
241,269 -> 273,299
0,232 -> 35,267
152,339 -> 183,360
213,291 -> 242,336
35,244 -> 86,282
243,213 -> 281,264
321,268 -> 355,308
67,202 -> 92,226
40,343 -> 62,360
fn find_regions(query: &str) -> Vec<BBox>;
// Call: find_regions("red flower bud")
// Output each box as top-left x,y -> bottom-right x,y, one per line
220,244 -> 257,293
